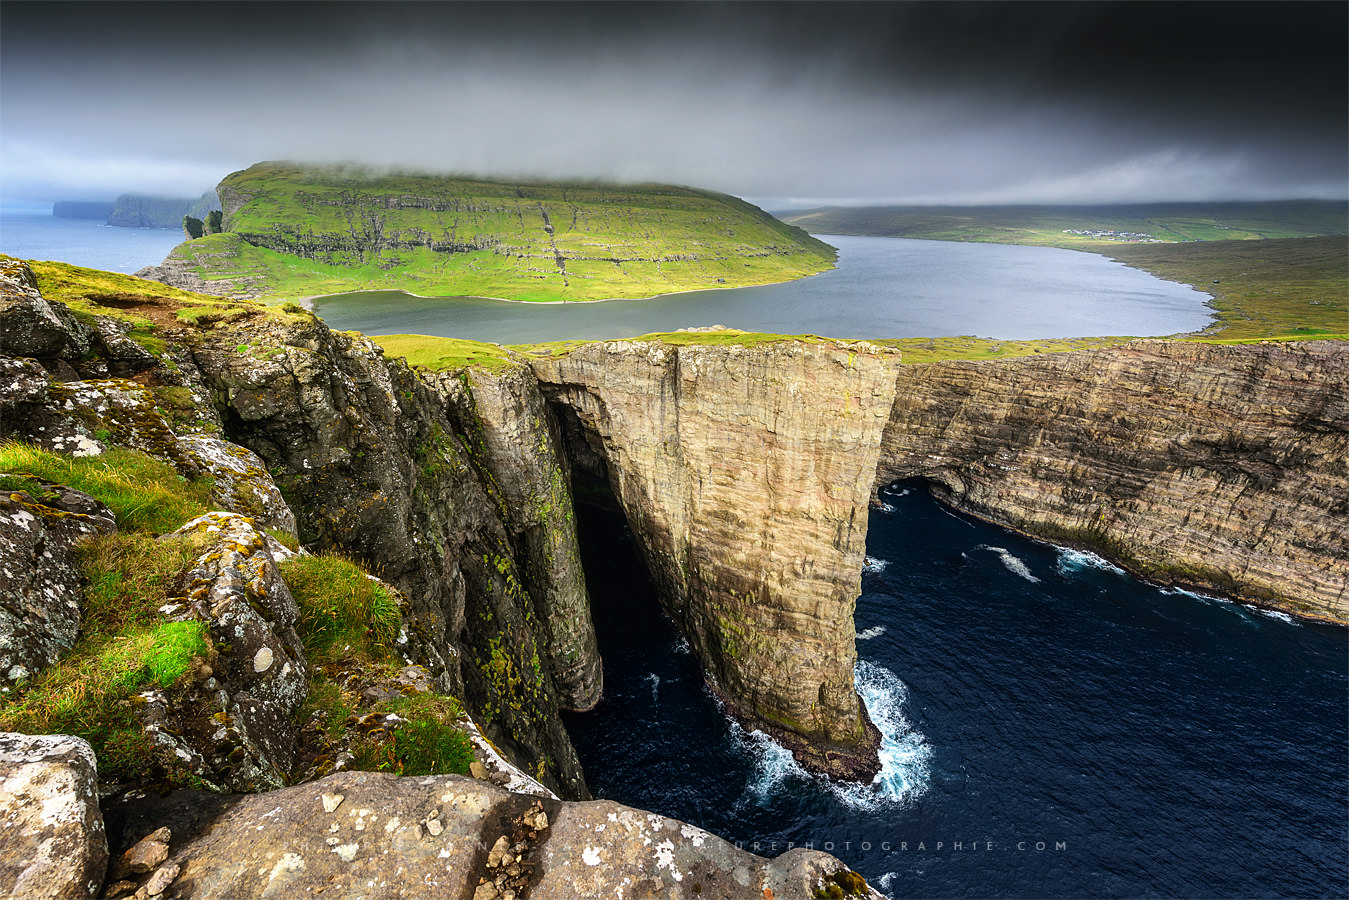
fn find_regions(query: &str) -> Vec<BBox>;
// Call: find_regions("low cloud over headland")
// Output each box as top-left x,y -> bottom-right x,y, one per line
2,1 -> 1344,206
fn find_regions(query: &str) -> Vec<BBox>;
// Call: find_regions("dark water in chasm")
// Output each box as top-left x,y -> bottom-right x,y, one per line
311,235 -> 1213,342
563,484 -> 1349,899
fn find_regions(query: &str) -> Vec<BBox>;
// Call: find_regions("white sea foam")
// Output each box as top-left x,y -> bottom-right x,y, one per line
978,544 -> 1040,582
877,872 -> 898,898
1249,605 -> 1297,625
872,500 -> 897,514
863,556 -> 890,573
729,662 -> 931,811
857,625 -> 887,641
647,672 -> 661,702
1055,547 -> 1125,577
880,486 -> 911,499
672,634 -> 692,655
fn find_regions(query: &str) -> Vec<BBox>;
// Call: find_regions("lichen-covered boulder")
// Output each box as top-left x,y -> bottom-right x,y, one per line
0,732 -> 108,900
0,484 -> 115,685
0,257 -> 91,363
147,513 -> 308,791
127,770 -> 878,899
176,436 -> 297,535
87,315 -> 158,377
0,357 -> 52,425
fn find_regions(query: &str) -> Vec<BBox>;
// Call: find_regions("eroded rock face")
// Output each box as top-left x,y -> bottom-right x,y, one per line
437,362 -> 602,712
532,339 -> 903,779
185,320 -> 589,798
0,732 -> 107,900
0,484 -> 115,685
132,770 -> 878,899
0,256 -> 91,363
878,340 -> 1349,621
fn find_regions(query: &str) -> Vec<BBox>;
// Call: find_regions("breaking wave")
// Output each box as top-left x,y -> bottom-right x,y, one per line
1056,546 -> 1126,577
857,625 -> 887,641
978,544 -> 1040,582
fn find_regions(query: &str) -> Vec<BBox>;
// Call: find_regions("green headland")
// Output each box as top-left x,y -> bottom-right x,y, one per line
155,162 -> 836,302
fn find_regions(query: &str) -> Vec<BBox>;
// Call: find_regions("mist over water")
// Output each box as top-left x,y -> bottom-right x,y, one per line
565,485 -> 1348,899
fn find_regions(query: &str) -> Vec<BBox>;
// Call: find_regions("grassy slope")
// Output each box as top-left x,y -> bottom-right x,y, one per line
168,162 -> 835,302
780,201 -> 1347,248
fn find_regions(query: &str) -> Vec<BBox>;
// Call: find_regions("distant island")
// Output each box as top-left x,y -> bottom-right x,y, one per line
138,162 -> 837,303
52,192 -> 220,228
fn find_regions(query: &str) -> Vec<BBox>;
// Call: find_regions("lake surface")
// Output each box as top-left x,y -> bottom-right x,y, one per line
0,205 -> 184,274
313,235 -> 1214,342
564,485 -> 1348,899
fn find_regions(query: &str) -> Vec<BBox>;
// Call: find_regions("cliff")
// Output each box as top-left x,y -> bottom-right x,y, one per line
141,162 -> 836,302
106,192 -> 219,228
877,340 -> 1349,621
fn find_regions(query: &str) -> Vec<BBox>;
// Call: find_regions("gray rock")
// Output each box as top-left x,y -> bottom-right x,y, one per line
0,485 -> 115,685
152,770 -> 878,899
176,435 -> 297,535
0,732 -> 108,900
143,513 -> 309,791
0,257 -> 91,362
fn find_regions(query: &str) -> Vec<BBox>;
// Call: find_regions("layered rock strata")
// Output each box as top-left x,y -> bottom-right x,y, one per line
878,340 -> 1349,621
531,339 -> 904,778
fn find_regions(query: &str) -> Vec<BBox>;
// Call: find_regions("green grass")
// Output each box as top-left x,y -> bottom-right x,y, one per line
0,442 -> 211,534
1107,235 -> 1348,341
173,162 -> 835,302
279,552 -> 401,665
0,531 -> 210,784
780,201 -> 1348,248
372,334 -> 521,372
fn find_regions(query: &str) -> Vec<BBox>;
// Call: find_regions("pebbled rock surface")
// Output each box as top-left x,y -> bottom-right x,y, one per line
878,340 -> 1349,621
0,484 -> 115,685
532,338 -> 902,779
129,770 -> 879,899
0,732 -> 107,900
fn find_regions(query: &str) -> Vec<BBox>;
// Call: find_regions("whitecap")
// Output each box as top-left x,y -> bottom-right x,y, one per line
1249,605 -> 1297,625
863,556 -> 889,574
729,661 -> 931,811
877,872 -> 899,897
1055,547 -> 1125,577
978,544 -> 1040,583
857,625 -> 887,641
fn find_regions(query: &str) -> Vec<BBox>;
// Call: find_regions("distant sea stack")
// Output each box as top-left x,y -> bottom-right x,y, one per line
106,191 -> 220,228
137,161 -> 837,302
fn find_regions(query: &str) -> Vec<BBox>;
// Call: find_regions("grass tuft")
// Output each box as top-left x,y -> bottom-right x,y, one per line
0,441 -> 210,534
280,553 -> 400,664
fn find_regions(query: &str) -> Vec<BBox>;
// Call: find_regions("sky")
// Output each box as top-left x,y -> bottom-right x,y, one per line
2,0 -> 1345,209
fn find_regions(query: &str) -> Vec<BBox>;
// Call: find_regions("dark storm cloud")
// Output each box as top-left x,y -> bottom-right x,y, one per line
1,1 -> 1344,205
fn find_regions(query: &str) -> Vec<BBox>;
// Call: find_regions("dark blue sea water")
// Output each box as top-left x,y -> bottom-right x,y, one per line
563,484 -> 1349,899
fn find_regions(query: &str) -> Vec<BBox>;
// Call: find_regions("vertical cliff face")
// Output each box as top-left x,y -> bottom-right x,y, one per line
531,338 -> 903,779
186,319 -> 592,798
877,340 -> 1349,621
434,363 -> 603,712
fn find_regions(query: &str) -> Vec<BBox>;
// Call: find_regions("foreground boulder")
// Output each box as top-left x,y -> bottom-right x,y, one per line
0,484 -> 115,685
0,733 -> 107,900
118,770 -> 879,899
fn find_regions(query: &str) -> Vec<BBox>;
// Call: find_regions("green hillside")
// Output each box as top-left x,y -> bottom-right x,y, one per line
779,201 -> 1347,248
158,162 -> 835,302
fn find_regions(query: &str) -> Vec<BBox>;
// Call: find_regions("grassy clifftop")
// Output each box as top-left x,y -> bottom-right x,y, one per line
156,162 -> 835,302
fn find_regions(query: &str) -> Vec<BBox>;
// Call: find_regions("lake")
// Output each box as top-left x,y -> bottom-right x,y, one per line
312,235 -> 1215,342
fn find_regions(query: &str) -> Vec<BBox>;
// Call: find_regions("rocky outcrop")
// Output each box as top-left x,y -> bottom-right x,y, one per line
0,484 -> 116,685
0,733 -> 107,900
147,513 -> 310,792
531,338 -> 903,779
183,317 -> 590,798
109,770 -> 879,899
437,363 -> 602,712
878,340 -> 1349,621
